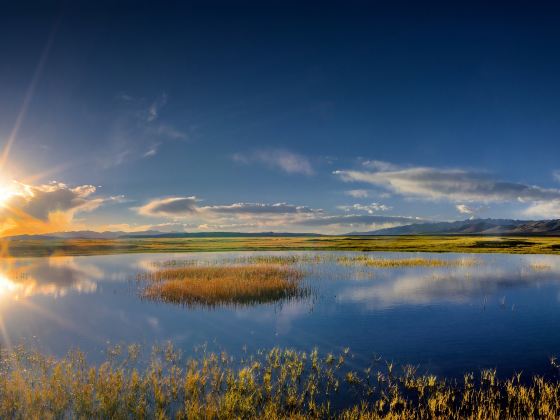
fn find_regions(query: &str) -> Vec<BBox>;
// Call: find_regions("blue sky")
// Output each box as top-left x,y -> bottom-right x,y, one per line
1,1 -> 560,235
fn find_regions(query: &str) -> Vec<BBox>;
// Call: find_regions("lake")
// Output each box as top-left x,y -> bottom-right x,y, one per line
1,251 -> 560,379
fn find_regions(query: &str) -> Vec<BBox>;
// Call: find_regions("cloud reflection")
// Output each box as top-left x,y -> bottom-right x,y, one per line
0,256 -> 103,299
337,255 -> 560,309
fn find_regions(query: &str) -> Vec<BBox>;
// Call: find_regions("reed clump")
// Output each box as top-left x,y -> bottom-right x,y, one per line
1,344 -> 560,419
138,264 -> 307,308
337,256 -> 480,268
156,254 -> 328,268
230,254 -> 326,265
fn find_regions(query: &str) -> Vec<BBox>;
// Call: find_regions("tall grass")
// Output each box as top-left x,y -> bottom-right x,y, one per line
337,256 -> 480,268
1,344 -> 560,419
138,264 -> 308,308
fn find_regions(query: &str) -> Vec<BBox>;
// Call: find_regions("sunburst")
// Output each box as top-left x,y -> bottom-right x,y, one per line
0,182 -> 17,208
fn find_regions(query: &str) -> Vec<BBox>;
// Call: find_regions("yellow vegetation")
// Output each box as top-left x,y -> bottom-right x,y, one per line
337,256 -> 480,268
1,344 -> 560,419
138,264 -> 307,308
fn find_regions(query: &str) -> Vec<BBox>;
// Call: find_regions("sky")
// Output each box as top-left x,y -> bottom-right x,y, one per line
1,1 -> 560,235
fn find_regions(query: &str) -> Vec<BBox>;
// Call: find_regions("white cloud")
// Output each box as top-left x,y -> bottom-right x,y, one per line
344,189 -> 370,198
297,214 -> 422,227
137,198 -> 319,219
0,181 -> 108,236
338,203 -> 391,213
334,163 -> 560,203
135,195 -> 421,233
523,200 -> 560,219
137,196 -> 199,217
233,149 -> 314,175
201,202 -> 317,215
7,181 -> 99,220
456,204 -> 474,215
362,160 -> 399,171
554,170 -> 560,183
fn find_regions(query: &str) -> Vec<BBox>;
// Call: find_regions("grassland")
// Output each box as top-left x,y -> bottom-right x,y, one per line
2,344 -> 560,419
3,235 -> 560,258
139,264 -> 307,308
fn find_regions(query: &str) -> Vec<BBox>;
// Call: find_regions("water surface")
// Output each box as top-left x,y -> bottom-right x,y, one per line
1,251 -> 560,378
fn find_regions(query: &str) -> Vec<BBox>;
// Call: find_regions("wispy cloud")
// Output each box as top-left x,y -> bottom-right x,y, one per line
344,189 -> 370,198
146,93 -> 167,122
233,149 -> 314,175
99,93 -> 187,168
554,170 -> 560,183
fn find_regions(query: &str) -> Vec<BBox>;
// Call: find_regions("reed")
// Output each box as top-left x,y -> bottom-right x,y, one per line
1,344 -> 560,419
138,264 -> 307,308
337,256 -> 480,268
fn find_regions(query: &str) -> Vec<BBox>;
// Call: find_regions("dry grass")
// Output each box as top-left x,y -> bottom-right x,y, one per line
138,264 -> 307,308
337,256 -> 480,268
2,344 -> 560,419
6,236 -> 560,258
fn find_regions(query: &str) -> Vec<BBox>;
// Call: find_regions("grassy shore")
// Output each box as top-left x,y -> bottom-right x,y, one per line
3,235 -> 560,258
1,344 -> 560,419
139,264 -> 307,308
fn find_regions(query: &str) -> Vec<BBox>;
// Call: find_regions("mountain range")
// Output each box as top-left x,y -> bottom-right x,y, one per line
5,231 -> 322,240
353,218 -> 560,236
4,219 -> 560,240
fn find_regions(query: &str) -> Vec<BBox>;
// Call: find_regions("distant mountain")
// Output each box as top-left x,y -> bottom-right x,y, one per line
351,219 -> 560,236
6,231 -> 322,240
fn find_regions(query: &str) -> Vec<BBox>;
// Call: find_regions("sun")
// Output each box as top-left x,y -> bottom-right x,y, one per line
0,180 -> 17,207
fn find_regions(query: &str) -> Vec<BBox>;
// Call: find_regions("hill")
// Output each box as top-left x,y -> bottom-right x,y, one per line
354,219 -> 560,236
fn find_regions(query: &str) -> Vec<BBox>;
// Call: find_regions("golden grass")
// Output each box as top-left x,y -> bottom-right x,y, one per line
138,264 -> 307,308
2,344 -> 560,419
5,235 -> 560,258
337,256 -> 480,268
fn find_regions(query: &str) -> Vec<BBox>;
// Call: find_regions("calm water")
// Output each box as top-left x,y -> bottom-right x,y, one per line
1,251 -> 560,378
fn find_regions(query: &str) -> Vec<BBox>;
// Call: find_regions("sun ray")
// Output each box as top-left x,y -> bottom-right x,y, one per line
0,20 -> 58,172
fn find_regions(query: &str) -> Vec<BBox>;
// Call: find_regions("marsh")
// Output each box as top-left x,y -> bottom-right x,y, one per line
1,250 -> 560,382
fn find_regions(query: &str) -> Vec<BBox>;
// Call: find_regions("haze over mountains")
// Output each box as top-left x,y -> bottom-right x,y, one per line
6,231 -> 322,240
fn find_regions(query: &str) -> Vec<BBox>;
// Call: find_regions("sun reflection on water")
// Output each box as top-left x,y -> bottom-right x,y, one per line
0,256 -> 100,300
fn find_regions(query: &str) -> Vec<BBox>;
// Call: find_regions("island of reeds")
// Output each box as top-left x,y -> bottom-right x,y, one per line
1,344 -> 560,419
138,264 -> 308,308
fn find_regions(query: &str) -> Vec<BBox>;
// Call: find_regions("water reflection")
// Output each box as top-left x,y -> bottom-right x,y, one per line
338,255 -> 560,309
0,251 -> 559,378
0,256 -> 101,299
